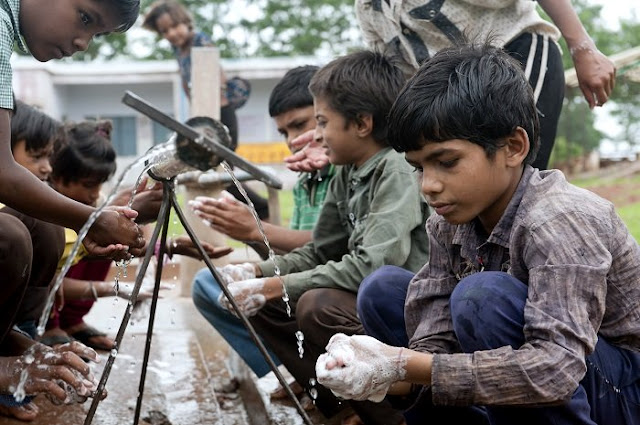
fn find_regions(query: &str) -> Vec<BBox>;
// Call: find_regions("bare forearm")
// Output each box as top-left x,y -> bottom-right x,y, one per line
258,222 -> 312,253
63,278 -> 116,300
537,0 -> 590,46
0,110 -> 91,231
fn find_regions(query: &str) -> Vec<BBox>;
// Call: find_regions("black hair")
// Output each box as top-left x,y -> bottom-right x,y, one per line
268,65 -> 319,117
105,0 -> 141,32
51,120 -> 117,184
10,100 -> 62,152
388,42 -> 539,164
308,50 -> 406,146
142,0 -> 192,33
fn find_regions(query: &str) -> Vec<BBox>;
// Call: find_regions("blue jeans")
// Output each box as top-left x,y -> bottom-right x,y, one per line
191,267 -> 280,378
358,266 -> 640,425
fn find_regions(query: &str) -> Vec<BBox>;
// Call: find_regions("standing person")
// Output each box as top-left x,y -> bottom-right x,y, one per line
352,0 -> 616,170
0,0 -> 144,415
203,51 -> 430,425
317,42 -> 640,425
142,0 -> 270,221
190,65 -> 334,399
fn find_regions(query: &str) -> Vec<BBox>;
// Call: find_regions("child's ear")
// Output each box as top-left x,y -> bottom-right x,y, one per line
355,114 -> 374,138
505,127 -> 530,167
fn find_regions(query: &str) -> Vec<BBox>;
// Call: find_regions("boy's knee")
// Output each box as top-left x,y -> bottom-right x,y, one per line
191,268 -> 221,307
357,265 -> 409,321
451,272 -> 527,352
0,214 -> 32,285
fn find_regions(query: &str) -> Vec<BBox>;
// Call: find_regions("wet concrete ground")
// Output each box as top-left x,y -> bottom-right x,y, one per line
0,262 -> 344,425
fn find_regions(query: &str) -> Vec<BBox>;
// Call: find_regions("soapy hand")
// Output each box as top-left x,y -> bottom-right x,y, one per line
218,262 -> 256,283
217,278 -> 267,317
316,333 -> 406,402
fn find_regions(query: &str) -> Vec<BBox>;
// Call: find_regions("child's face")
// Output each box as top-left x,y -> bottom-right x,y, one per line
51,177 -> 103,206
154,13 -> 191,49
20,0 -> 122,61
405,138 -> 519,233
313,97 -> 370,167
12,139 -> 53,181
273,106 -> 316,152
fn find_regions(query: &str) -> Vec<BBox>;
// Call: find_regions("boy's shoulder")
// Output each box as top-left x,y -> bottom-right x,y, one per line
518,168 -> 615,227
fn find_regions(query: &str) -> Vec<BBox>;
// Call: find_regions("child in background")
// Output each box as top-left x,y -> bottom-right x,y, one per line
142,0 -> 270,221
318,42 -> 640,425
191,65 -> 334,400
200,51 -> 430,425
43,120 -> 231,350
0,0 -> 143,414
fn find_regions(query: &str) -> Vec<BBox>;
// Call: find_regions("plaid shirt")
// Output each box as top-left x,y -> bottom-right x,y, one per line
0,0 -> 26,109
290,165 -> 335,231
406,166 -> 640,406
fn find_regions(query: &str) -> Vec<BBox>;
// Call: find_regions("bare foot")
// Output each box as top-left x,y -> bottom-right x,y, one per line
341,412 -> 365,425
64,323 -> 115,351
0,402 -> 39,422
270,380 -> 304,400
39,327 -> 73,348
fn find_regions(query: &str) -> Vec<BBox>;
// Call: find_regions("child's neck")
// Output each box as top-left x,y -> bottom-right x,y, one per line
353,141 -> 386,168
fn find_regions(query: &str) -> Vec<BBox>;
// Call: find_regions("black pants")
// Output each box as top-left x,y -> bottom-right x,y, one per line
506,32 -> 565,170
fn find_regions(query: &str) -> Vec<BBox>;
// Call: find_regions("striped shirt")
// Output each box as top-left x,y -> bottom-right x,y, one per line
289,165 -> 335,231
0,0 -> 26,109
356,0 -> 559,76
406,166 -> 640,406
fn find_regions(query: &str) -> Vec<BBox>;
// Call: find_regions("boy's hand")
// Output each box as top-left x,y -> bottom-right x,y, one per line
283,130 -> 330,172
217,278 -> 268,317
84,207 -> 144,258
2,342 -> 100,404
571,42 -> 616,109
218,263 -> 256,283
316,334 -> 406,402
110,178 -> 163,225
168,235 -> 233,260
189,192 -> 261,242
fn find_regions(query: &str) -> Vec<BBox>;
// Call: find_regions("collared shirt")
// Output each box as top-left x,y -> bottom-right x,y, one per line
406,166 -> 640,406
259,147 -> 430,301
290,164 -> 336,231
355,0 -> 560,76
0,0 -> 26,109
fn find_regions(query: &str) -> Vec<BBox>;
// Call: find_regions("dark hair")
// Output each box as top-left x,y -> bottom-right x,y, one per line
142,0 -> 192,33
388,42 -> 540,164
308,50 -> 406,145
268,65 -> 319,117
10,100 -> 62,152
106,0 -> 141,32
51,120 -> 117,184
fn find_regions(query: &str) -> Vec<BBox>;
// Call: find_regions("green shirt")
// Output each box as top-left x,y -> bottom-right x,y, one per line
0,0 -> 26,109
259,147 -> 430,301
290,165 -> 335,231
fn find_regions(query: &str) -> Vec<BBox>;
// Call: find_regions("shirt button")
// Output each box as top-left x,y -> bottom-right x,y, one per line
403,28 -> 411,35
428,9 -> 437,18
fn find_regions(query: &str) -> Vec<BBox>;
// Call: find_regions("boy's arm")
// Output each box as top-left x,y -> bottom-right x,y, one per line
261,158 -> 426,301
0,110 -> 143,254
537,0 -> 616,108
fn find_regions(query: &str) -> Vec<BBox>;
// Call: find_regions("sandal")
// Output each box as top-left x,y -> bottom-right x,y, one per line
39,333 -> 74,348
67,325 -> 114,351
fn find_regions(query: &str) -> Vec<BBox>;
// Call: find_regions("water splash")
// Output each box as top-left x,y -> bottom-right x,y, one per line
308,378 -> 318,404
219,161 -> 293,317
295,331 -> 305,359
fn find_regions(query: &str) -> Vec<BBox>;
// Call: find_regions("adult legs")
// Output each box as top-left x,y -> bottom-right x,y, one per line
451,271 -> 640,425
191,267 -> 280,377
505,32 -> 565,170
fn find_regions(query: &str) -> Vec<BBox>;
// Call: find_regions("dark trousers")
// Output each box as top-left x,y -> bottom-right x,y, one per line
250,288 -> 406,425
0,207 -> 65,340
506,32 -> 565,170
358,266 -> 640,425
